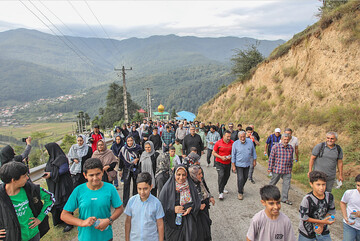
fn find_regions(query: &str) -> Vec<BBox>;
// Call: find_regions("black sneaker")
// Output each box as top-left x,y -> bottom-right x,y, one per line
63,225 -> 74,233
250,179 -> 255,184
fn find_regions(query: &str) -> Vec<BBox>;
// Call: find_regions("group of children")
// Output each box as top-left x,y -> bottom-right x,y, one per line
247,171 -> 360,241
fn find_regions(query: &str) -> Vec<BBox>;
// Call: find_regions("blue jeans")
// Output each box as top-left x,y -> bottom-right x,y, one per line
298,233 -> 331,241
343,222 -> 360,241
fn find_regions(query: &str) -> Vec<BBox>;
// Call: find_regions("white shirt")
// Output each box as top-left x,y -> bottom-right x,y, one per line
341,189 -> 360,230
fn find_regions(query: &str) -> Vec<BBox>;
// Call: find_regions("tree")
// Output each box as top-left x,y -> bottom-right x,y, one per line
171,109 -> 177,119
132,112 -> 143,123
318,0 -> 348,16
231,44 -> 264,82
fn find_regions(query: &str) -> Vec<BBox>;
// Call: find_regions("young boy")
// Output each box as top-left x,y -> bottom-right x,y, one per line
173,139 -> 183,162
169,146 -> 181,169
298,171 -> 336,240
340,174 -> 360,240
61,158 -> 124,241
0,161 -> 54,241
125,172 -> 164,241
246,185 -> 296,241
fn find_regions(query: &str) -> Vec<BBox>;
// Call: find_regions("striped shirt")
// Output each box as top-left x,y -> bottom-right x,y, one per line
161,130 -> 175,145
268,143 -> 294,174
206,131 -> 221,150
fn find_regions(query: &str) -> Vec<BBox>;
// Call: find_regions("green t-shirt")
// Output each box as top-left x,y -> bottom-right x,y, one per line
64,182 -> 123,241
10,188 -> 38,241
170,156 -> 175,169
173,143 -> 182,156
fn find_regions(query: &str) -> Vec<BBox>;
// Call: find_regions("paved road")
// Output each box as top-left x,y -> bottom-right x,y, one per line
73,150 -> 343,241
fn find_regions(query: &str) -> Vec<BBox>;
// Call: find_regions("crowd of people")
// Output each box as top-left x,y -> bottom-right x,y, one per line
0,119 -> 358,241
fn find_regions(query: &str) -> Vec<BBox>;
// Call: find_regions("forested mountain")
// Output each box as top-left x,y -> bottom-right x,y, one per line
0,28 -> 284,113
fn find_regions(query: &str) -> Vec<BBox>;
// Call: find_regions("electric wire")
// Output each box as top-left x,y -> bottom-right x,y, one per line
18,0 -> 93,67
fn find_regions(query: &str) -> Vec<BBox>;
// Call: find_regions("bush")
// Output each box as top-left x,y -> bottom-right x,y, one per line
272,74 -> 281,83
313,90 -> 326,100
283,66 -> 298,78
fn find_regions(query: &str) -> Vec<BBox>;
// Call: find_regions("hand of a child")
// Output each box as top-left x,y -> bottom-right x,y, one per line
28,217 -> 41,229
95,218 -> 110,231
324,216 -> 335,225
0,229 -> 6,239
210,197 -> 215,206
81,217 -> 96,227
183,207 -> 192,216
175,206 -> 185,214
314,224 -> 323,234
345,217 -> 355,225
200,204 -> 206,210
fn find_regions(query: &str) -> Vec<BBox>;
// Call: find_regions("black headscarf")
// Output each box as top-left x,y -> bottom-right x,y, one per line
159,164 -> 201,240
0,145 -> 16,166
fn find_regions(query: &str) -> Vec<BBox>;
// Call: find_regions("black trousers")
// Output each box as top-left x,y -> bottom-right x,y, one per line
206,149 -> 215,165
236,166 -> 250,194
215,161 -> 231,194
123,167 -> 138,207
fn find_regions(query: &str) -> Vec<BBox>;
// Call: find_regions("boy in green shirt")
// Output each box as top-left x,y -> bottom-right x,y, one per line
173,139 -> 183,162
0,161 -> 54,241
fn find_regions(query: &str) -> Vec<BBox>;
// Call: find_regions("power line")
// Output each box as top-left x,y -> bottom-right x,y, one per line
67,0 -> 115,67
19,0 -> 93,67
37,0 -> 114,69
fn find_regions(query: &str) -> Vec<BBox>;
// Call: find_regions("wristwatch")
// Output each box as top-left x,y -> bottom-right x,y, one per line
107,217 -> 113,225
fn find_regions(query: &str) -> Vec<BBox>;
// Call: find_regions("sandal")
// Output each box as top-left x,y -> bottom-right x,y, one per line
282,200 -> 293,205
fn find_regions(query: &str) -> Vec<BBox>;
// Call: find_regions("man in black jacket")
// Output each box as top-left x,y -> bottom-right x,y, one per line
149,127 -> 162,151
182,126 -> 204,157
0,161 -> 54,241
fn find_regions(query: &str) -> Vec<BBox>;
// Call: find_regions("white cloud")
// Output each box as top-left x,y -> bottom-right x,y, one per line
0,0 -> 322,40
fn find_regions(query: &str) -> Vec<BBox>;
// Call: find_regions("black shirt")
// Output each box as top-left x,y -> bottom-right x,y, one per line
182,134 -> 203,156
149,134 -> 162,151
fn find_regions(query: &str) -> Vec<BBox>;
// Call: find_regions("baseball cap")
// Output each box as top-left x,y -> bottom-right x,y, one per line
275,128 -> 281,133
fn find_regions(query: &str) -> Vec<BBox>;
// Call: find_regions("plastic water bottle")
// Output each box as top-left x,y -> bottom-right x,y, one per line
175,213 -> 182,225
295,159 -> 298,162
314,226 -> 321,237
93,219 -> 109,230
349,210 -> 357,223
268,172 -> 273,177
328,215 -> 335,221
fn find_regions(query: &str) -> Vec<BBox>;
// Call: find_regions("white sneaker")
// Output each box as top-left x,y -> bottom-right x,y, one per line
206,163 -> 209,167
219,193 -> 224,200
223,189 -> 229,194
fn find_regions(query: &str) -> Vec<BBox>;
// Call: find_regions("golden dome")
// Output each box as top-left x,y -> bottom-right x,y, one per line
158,104 -> 165,113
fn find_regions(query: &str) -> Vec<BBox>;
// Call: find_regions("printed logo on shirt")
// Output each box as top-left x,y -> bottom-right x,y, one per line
13,200 -> 29,217
91,198 -> 98,200
275,234 -> 284,239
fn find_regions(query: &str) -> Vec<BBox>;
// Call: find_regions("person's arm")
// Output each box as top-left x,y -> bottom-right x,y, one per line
125,215 -> 131,241
304,216 -> 335,225
340,201 -> 354,225
107,162 -> 117,172
295,145 -> 299,161
264,143 -> 268,155
268,147 -> 276,173
33,188 -> 55,226
157,218 -> 164,241
21,139 -> 32,159
252,145 -> 257,166
338,159 -> 344,181
308,155 -> 317,177
96,205 -> 124,231
61,210 -> 96,227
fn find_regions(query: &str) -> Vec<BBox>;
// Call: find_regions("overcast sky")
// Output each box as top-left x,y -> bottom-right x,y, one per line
0,1 -> 322,41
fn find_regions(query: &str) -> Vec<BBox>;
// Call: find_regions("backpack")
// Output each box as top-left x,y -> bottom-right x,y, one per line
318,142 -> 342,160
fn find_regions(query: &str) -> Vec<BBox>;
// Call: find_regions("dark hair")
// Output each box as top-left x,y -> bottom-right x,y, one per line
169,146 -> 176,151
237,124 -> 242,127
260,185 -> 281,201
83,158 -> 103,174
309,171 -> 327,183
0,161 -> 28,184
356,174 -> 360,182
175,138 -> 181,143
210,125 -> 216,130
153,127 -> 158,130
245,126 -> 253,131
284,128 -> 293,132
224,130 -> 232,135
137,172 -> 152,185
93,124 -> 100,129
190,147 -> 197,152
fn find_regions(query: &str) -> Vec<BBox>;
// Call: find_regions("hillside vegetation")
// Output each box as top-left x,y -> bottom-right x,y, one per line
197,1 -> 360,190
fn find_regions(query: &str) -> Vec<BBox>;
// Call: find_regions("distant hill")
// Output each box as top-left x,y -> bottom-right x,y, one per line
0,28 -> 284,111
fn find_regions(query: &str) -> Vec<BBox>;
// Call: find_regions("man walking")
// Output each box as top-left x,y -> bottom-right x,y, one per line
175,122 -> 187,143
149,127 -> 162,151
245,126 -> 259,184
268,133 -> 294,205
205,126 -> 221,167
212,130 -> 234,200
264,128 -> 281,157
182,126 -> 204,157
161,125 -> 175,153
231,131 -> 257,200
281,128 -> 299,162
308,131 -> 343,192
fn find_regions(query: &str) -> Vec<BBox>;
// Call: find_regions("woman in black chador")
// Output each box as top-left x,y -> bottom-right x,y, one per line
43,142 -> 74,232
159,164 -> 201,241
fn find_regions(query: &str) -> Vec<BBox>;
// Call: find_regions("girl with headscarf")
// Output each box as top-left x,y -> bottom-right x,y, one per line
188,165 -> 215,241
91,139 -> 118,183
110,135 -> 125,188
139,141 -> 159,196
119,136 -> 143,206
0,137 -> 32,167
43,142 -> 74,232
67,135 -> 93,187
159,165 -> 201,241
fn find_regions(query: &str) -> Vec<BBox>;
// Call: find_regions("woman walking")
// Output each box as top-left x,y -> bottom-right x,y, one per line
91,139 -> 118,183
139,141 -> 159,196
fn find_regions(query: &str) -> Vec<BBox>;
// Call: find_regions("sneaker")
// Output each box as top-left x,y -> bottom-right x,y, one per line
63,225 -> 73,233
223,189 -> 229,194
219,193 -> 224,200
206,163 -> 209,167
238,193 -> 243,200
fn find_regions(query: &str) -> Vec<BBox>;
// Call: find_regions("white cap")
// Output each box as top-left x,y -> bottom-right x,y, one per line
275,128 -> 281,133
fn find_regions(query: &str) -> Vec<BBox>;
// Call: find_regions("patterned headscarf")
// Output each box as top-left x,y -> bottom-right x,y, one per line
175,166 -> 192,205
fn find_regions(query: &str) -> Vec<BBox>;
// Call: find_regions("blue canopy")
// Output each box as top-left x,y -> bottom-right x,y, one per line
176,111 -> 196,122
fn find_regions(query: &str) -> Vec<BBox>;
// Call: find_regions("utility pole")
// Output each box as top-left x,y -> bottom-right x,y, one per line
115,66 -> 132,123
143,88 -> 153,119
